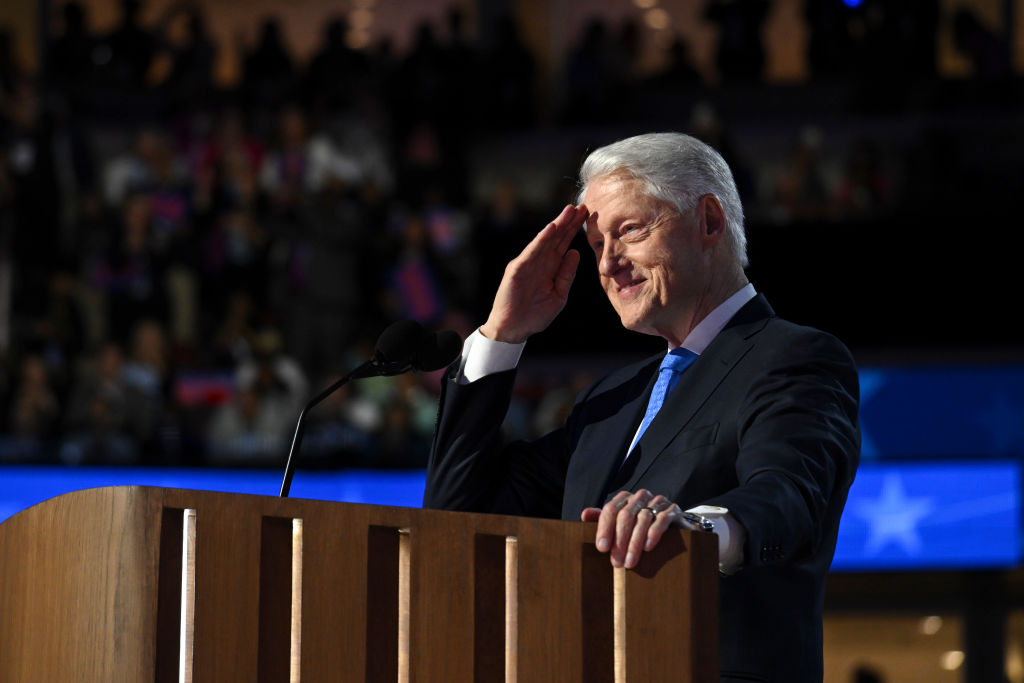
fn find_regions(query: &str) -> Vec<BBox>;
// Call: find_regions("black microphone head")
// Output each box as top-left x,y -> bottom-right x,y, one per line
413,329 -> 463,371
374,319 -> 427,364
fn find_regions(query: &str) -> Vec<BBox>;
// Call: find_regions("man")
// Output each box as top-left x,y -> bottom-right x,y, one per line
423,132 -> 860,682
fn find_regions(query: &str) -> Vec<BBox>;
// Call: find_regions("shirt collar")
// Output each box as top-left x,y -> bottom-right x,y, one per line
677,282 -> 757,355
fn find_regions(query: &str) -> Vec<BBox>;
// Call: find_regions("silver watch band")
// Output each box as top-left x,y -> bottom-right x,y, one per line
680,511 -> 715,533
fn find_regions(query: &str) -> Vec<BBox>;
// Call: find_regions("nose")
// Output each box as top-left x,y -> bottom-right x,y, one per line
598,239 -> 628,278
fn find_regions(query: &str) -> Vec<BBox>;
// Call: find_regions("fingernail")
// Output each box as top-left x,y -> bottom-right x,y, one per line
624,552 -> 636,568
597,538 -> 610,552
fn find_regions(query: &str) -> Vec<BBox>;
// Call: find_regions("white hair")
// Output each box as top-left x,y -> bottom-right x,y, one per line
577,132 -> 747,267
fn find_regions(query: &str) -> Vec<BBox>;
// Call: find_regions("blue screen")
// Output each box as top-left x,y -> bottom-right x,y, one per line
831,461 -> 1021,570
859,365 -> 1024,460
0,466 -> 428,524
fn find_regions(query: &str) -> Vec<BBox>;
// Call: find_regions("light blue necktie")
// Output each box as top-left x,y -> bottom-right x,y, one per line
627,348 -> 698,456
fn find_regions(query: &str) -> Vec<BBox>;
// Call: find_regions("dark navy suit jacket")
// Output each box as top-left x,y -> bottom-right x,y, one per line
423,295 -> 860,682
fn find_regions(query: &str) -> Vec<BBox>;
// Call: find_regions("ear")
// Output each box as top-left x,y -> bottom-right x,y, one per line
697,194 -> 727,248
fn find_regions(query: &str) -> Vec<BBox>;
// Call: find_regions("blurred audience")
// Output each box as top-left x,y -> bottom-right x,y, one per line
0,0 -> 1018,469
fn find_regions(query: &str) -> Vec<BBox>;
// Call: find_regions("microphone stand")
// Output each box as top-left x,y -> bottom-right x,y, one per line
278,359 -> 410,497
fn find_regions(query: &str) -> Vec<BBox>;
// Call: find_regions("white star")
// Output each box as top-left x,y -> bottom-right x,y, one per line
854,473 -> 934,555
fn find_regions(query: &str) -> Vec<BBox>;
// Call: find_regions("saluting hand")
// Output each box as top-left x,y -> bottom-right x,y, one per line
480,204 -> 586,344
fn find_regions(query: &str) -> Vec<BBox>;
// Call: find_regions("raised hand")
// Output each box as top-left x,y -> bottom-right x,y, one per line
480,204 -> 586,344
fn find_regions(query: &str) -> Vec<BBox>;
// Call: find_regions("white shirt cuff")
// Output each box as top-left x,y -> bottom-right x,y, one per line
457,328 -> 526,384
686,505 -> 746,575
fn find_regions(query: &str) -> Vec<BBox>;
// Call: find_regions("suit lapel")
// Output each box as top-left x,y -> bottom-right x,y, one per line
616,295 -> 775,494
566,358 -> 659,513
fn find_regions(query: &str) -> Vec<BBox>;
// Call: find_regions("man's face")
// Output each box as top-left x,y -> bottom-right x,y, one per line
583,175 -> 708,345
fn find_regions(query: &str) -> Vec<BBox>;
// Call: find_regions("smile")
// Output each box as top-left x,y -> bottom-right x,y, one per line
617,279 -> 646,296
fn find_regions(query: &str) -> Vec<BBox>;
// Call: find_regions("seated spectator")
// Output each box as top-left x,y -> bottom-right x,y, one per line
206,328 -> 307,466
259,103 -> 361,210
102,128 -> 165,207
121,319 -> 172,459
5,354 -> 61,454
92,193 -> 168,344
210,289 -> 260,368
60,341 -> 139,465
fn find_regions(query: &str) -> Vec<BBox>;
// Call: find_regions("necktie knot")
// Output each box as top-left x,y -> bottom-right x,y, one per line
660,347 -> 697,374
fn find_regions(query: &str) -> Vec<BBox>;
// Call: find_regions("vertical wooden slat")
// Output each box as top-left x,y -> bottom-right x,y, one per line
470,534 -> 507,682
365,525 -> 402,683
259,516 -> 295,683
290,519 -> 303,683
398,528 -> 411,683
190,498 -> 262,682
179,509 -> 197,683
155,507 -> 184,683
621,530 -> 719,682
513,520 -> 583,681
504,536 -> 518,683
408,515 -> 475,682
614,568 -> 626,683
299,507 -> 371,682
580,544 -> 614,683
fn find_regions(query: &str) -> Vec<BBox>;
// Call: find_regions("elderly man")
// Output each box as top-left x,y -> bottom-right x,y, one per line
423,132 -> 860,682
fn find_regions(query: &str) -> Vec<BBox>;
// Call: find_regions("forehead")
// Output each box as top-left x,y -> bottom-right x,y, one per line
583,175 -> 675,230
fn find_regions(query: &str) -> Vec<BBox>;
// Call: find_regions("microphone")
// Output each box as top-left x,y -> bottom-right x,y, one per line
414,329 -> 464,371
278,320 -> 462,497
348,319 -> 429,379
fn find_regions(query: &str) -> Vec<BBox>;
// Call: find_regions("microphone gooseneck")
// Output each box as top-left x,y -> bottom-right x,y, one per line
278,320 -> 462,497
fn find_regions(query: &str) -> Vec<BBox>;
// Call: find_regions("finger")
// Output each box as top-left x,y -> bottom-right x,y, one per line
612,490 -> 653,567
625,505 -> 657,568
520,205 -> 576,259
595,491 -> 630,553
553,249 -> 580,299
644,503 -> 682,552
580,507 -> 601,522
646,494 -> 671,514
554,205 -> 588,253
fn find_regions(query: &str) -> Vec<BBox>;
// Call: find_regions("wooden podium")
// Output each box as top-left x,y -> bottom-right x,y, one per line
0,486 -> 717,682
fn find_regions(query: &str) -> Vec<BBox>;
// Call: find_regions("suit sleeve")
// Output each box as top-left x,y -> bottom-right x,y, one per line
703,328 -> 861,568
422,367 -> 573,519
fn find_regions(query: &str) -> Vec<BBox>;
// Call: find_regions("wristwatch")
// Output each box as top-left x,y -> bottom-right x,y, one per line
680,511 -> 715,533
